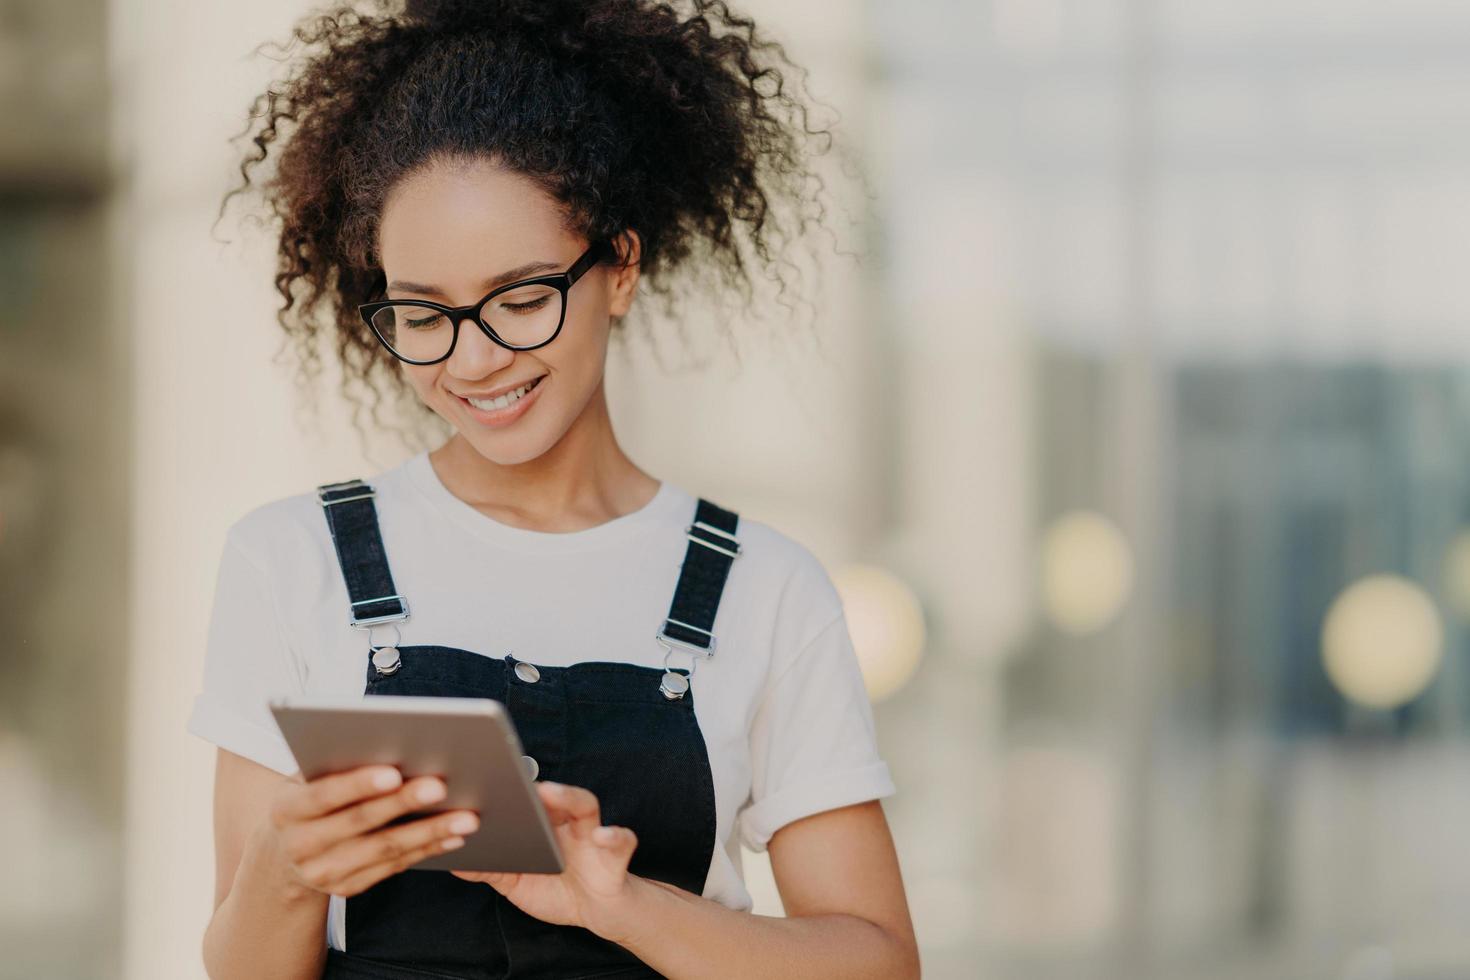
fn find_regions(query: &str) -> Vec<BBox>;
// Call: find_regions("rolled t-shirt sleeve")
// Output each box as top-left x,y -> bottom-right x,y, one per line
185,526 -> 304,776
738,609 -> 897,853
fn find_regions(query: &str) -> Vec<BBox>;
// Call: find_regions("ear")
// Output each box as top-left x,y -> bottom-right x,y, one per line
605,229 -> 642,318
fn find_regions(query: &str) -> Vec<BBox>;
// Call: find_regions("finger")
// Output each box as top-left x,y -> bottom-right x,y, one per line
450,869 -> 515,888
449,870 -> 485,881
538,782 -> 601,836
274,765 -> 403,824
297,807 -> 478,890
288,776 -> 451,859
592,824 -> 638,860
592,825 -> 635,847
333,831 -> 468,898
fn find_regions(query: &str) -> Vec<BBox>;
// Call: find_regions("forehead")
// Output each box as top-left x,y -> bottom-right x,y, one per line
377,160 -> 569,271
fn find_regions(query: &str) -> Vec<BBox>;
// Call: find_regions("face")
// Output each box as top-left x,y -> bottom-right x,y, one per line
375,157 -> 639,465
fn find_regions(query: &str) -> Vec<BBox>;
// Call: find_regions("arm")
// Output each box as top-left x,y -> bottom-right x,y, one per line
201,748 -> 330,980
611,800 -> 919,980
200,748 -> 480,980
453,787 -> 919,980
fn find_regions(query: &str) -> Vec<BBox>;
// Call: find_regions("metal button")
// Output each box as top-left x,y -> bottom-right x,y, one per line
659,671 -> 689,700
371,646 -> 401,675
514,661 -> 541,684
521,755 -> 539,780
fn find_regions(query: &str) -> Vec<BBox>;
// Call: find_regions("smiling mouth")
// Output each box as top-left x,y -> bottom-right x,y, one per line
460,375 -> 546,412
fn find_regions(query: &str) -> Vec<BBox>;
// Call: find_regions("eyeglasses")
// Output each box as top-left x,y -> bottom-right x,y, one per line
359,239 -> 612,365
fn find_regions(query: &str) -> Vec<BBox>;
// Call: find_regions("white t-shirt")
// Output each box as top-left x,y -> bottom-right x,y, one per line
186,449 -> 895,951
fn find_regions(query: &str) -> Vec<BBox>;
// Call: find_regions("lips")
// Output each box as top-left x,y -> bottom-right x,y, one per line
455,373 -> 546,427
456,374 -> 547,403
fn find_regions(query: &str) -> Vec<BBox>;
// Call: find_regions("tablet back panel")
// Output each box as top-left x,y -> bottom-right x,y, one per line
269,696 -> 563,873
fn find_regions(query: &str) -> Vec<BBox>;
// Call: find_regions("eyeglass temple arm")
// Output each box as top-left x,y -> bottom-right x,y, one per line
568,239 -> 612,284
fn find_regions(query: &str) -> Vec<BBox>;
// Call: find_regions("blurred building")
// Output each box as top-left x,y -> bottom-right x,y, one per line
867,0 -> 1470,975
0,0 -> 126,977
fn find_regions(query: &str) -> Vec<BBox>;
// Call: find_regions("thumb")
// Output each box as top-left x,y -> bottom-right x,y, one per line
592,825 -> 638,861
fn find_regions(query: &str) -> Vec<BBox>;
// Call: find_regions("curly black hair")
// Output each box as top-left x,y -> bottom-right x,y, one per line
215,0 -> 849,450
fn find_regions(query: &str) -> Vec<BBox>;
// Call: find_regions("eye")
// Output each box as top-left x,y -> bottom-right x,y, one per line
404,311 -> 445,329
490,285 -> 557,316
502,296 -> 551,314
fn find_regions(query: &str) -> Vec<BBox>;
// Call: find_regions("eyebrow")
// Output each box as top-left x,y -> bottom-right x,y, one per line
387,259 -> 563,297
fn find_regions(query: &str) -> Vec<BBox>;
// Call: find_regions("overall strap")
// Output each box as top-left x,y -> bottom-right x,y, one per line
316,478 -> 410,628
657,498 -> 741,657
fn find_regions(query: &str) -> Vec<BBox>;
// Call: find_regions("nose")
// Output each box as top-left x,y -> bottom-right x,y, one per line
444,312 -> 514,379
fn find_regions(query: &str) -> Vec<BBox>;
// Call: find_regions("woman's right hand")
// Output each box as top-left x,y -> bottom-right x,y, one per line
258,765 -> 480,899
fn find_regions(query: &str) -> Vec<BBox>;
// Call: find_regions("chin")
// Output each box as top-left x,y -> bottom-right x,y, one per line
458,428 -> 554,467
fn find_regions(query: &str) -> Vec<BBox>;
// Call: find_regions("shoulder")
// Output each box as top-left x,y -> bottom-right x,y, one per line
223,457 -> 418,570
214,484 -> 338,593
223,486 -> 329,572
681,492 -> 846,650
742,518 -> 842,605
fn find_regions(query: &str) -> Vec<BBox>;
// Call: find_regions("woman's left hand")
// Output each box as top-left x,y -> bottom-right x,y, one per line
450,781 -> 641,940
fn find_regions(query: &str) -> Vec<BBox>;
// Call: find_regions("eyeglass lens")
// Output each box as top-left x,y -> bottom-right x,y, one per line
370,283 -> 563,360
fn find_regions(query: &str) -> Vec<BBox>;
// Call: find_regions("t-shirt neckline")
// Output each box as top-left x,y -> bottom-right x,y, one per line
402,450 -> 682,554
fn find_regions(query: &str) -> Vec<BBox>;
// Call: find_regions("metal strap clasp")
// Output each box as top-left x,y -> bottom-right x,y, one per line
685,520 -> 742,559
317,479 -> 376,507
655,623 -> 716,659
349,594 -> 410,628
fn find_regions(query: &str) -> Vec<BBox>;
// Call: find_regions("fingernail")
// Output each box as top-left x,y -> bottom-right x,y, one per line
441,836 -> 465,851
373,768 -> 402,790
449,813 -> 479,834
416,780 -> 446,803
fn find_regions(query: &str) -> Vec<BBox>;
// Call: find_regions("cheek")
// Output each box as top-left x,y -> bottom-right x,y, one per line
565,305 -> 613,364
402,364 -> 441,402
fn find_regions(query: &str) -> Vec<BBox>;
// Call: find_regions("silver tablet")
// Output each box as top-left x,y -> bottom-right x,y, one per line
267,695 -> 563,874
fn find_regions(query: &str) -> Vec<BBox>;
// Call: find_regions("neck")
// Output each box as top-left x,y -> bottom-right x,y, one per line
428,377 -> 659,533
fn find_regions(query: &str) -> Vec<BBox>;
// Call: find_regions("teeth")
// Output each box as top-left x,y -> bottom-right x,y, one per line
467,379 -> 537,412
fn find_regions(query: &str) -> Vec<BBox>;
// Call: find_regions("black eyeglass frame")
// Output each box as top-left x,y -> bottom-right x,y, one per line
359,239 -> 613,364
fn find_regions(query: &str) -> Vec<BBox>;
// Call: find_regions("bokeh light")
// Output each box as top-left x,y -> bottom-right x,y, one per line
832,562 -> 926,701
1039,511 -> 1135,636
1440,529 -> 1470,621
1321,574 -> 1443,710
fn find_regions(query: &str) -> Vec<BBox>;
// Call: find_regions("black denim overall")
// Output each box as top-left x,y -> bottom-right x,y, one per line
312,477 -> 742,980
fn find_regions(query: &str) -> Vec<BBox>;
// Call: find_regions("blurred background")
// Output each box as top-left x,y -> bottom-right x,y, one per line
4,0 -> 1470,977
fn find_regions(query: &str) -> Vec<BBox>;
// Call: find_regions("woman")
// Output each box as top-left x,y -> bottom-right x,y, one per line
187,0 -> 918,977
